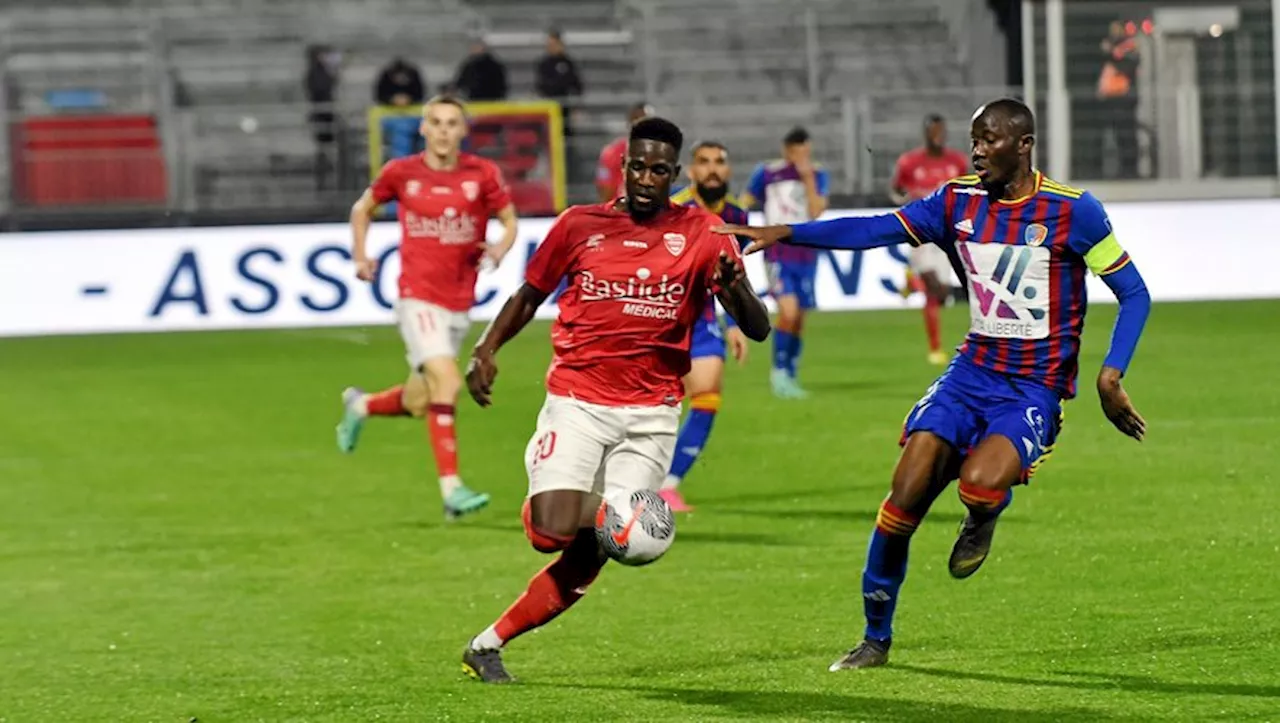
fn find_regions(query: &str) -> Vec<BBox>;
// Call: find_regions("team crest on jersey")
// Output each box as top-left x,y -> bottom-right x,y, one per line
1024,223 -> 1048,247
461,181 -> 479,202
405,180 -> 421,196
663,233 -> 686,256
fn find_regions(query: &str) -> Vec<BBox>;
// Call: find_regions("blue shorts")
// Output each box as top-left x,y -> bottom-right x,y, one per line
690,318 -> 725,360
902,355 -> 1064,484
768,262 -> 817,310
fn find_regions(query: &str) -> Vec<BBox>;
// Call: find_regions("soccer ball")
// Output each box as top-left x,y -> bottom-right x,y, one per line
595,488 -> 676,566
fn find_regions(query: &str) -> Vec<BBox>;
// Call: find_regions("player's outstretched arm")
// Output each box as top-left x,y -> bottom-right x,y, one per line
466,284 -> 549,407
1096,259 -> 1151,441
713,252 -> 770,342
715,212 -> 918,256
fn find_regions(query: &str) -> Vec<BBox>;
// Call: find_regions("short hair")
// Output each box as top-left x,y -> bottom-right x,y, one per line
783,126 -> 810,146
422,94 -> 467,118
924,113 -> 946,126
690,140 -> 728,159
630,116 -> 684,154
547,28 -> 563,41
978,97 -> 1036,136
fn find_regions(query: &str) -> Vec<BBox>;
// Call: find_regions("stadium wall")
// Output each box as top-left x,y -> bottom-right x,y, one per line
0,200 -> 1275,338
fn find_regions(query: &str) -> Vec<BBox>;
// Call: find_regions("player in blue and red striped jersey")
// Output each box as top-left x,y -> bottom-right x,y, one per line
739,127 -> 830,399
719,98 -> 1151,670
659,140 -> 752,512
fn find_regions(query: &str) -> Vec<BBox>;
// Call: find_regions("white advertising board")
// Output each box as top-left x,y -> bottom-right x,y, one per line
1,200 -> 1277,338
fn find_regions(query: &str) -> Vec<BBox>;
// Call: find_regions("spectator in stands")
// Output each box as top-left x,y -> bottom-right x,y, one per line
305,44 -> 343,190
535,29 -> 583,135
1098,20 -> 1140,179
376,56 -> 426,107
450,39 -> 508,101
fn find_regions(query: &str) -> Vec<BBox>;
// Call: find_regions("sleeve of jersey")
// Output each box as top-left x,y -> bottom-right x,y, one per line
483,163 -> 512,210
369,162 -> 398,204
525,212 -> 573,294
788,189 -> 946,250
595,146 -> 614,183
1070,193 -> 1150,374
745,164 -> 766,203
814,168 -> 831,197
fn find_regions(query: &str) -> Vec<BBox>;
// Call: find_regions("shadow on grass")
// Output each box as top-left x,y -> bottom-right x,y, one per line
532,680 -> 1136,721
893,665 -> 1280,699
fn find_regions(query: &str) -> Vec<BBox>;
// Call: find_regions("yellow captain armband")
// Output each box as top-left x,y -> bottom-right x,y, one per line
1084,233 -> 1130,275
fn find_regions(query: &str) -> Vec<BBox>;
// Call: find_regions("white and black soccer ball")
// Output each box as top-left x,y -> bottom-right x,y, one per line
594,488 -> 676,566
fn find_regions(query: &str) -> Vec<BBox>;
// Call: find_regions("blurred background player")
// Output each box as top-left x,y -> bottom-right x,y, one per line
740,127 -> 829,399
595,102 -> 654,202
460,118 -> 770,683
336,96 -> 519,520
722,98 -> 1150,671
659,140 -> 752,512
890,113 -> 970,365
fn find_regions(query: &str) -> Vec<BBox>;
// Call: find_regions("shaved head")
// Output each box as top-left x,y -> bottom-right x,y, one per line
973,98 -> 1035,138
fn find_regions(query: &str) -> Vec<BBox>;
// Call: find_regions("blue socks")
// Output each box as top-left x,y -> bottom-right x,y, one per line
773,330 -> 802,377
666,393 -> 721,483
862,500 -> 920,643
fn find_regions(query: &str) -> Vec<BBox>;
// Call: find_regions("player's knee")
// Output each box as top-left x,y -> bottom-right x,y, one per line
422,360 -> 462,402
958,461 -> 1006,491
400,382 -> 429,417
522,499 -> 576,552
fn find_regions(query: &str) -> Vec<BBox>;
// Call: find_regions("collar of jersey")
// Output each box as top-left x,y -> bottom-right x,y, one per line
996,170 -> 1043,205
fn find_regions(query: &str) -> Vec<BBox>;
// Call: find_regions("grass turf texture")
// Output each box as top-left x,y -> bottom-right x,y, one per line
2,301 -> 1278,722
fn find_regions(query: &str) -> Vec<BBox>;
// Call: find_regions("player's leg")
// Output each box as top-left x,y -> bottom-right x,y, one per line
661,325 -> 726,511
831,369 -> 980,671
788,264 -> 818,387
770,265 -> 809,399
425,309 -> 490,519
463,396 -> 618,682
920,270 -> 948,366
335,299 -> 430,453
949,391 -> 1062,579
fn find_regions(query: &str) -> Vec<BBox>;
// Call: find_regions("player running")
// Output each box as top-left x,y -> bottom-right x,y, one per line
657,140 -> 752,513
739,127 -> 829,399
336,95 -> 519,520
719,98 -> 1151,670
595,102 -> 655,203
460,117 -> 770,683
891,113 -> 970,365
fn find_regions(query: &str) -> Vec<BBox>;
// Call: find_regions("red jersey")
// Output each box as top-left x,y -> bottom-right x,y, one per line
891,147 -> 970,202
595,137 -> 627,197
370,152 -> 512,312
525,203 -> 741,407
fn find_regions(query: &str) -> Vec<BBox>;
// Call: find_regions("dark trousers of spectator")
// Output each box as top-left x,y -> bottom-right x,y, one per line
1102,96 -> 1139,179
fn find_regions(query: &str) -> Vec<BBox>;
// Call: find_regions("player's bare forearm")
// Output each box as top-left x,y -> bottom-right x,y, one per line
350,190 -> 380,280
717,282 -> 770,342
495,204 -> 519,253
473,283 -> 548,356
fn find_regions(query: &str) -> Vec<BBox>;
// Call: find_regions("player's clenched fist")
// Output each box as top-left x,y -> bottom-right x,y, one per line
354,256 -> 379,282
466,349 -> 499,407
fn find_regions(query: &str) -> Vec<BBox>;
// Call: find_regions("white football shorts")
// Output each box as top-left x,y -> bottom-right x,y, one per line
524,394 -> 679,498
909,243 -> 956,283
395,298 -> 471,369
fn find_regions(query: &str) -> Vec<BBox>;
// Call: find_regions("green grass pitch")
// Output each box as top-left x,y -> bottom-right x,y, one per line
2,300 -> 1278,722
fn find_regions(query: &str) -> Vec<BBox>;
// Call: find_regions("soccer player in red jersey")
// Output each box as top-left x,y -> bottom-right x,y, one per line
460,117 -> 770,683
722,99 -> 1150,670
595,102 -> 654,203
891,114 -> 970,365
336,96 -> 519,520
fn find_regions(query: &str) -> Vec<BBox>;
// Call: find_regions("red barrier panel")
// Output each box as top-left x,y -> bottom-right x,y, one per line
14,115 -> 167,206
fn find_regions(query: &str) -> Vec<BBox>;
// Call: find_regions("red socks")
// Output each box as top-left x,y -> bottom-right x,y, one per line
494,532 -> 604,643
366,386 -> 408,416
924,296 -> 941,352
427,404 -> 459,478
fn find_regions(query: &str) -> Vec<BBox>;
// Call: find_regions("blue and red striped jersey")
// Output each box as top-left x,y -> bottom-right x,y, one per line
744,160 -> 830,267
671,186 -> 750,324
896,172 -> 1130,398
